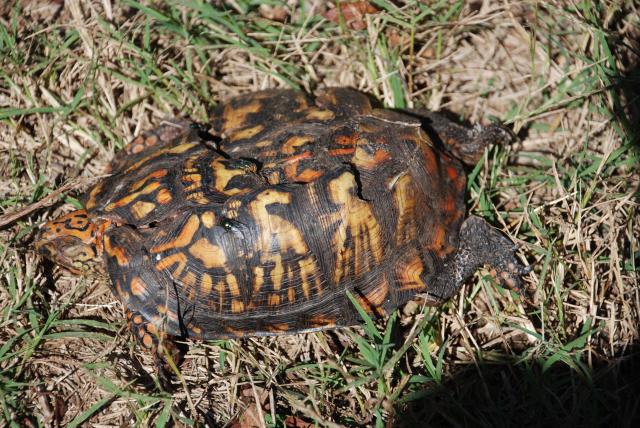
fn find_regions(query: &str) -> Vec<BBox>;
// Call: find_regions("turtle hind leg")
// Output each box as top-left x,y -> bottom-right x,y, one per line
126,309 -> 184,389
411,111 -> 514,165
425,216 -> 529,303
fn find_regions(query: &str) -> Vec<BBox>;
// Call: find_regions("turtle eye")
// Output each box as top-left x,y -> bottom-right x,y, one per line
37,243 -> 55,259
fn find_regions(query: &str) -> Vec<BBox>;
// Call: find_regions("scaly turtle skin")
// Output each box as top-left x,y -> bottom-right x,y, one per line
36,88 -> 527,380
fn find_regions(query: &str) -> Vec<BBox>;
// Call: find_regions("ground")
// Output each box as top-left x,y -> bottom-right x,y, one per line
0,1 -> 638,427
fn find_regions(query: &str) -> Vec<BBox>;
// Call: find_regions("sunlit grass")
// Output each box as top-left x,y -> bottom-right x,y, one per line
0,0 -> 637,426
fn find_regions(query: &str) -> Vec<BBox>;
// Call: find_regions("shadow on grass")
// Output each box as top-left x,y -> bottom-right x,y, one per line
395,350 -> 640,427
611,20 -> 640,154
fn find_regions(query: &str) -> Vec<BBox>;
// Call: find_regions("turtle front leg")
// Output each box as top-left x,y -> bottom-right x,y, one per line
411,110 -> 514,165
423,216 -> 529,303
126,309 -> 183,387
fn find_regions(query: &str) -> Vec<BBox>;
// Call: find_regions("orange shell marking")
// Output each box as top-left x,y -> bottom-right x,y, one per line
229,125 -> 264,141
392,173 -> 418,245
352,146 -> 391,170
85,182 -> 104,210
396,254 -> 427,292
131,201 -> 156,220
200,212 -> 216,228
105,182 -> 161,212
156,188 -> 173,204
155,253 -> 188,278
328,172 -> 384,283
130,169 -> 168,192
200,273 -> 213,295
281,135 -> 313,154
305,108 -> 335,121
361,274 -> 390,316
222,100 -> 262,134
130,277 -> 147,297
125,141 -> 199,174
188,238 -> 227,269
104,235 -> 129,266
151,215 -> 200,253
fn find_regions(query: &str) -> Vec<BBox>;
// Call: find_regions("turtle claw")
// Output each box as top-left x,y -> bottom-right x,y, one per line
493,261 -> 529,297
488,241 -> 530,297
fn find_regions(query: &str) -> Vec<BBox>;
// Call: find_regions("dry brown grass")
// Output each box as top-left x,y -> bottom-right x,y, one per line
0,1 -> 638,426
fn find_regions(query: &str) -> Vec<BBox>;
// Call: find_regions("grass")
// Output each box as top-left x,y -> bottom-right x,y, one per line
0,0 -> 638,426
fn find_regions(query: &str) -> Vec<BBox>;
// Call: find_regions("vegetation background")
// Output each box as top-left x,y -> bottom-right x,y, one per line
0,0 -> 638,426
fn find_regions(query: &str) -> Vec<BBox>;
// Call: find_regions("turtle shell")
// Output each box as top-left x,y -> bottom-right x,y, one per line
85,88 -> 467,339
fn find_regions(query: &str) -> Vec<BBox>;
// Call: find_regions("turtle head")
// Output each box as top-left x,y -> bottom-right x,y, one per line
36,209 -> 103,275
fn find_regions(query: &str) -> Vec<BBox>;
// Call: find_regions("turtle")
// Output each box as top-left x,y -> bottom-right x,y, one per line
36,88 -> 528,380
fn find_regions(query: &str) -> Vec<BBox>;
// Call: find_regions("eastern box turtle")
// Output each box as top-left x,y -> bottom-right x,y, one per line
36,88 -> 527,378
